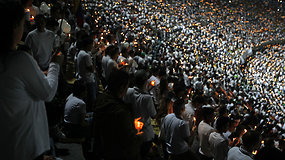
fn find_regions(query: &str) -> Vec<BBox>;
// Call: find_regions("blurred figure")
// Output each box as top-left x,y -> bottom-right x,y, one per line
198,105 -> 215,160
64,80 -> 91,138
160,99 -> 199,160
123,69 -> 157,158
93,69 -> 141,160
25,14 -> 56,71
209,116 -> 230,160
227,130 -> 261,160
0,1 -> 63,159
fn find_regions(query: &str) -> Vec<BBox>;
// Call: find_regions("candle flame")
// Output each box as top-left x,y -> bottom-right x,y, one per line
252,150 -> 257,155
30,16 -> 34,21
150,80 -> 155,86
134,117 -> 143,135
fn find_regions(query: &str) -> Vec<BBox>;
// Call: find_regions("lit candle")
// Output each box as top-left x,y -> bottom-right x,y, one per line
134,117 -> 144,135
150,80 -> 155,87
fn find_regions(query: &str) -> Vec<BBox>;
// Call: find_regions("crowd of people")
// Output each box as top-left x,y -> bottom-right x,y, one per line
0,0 -> 285,160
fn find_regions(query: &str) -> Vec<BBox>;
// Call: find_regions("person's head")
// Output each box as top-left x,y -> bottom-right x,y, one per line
242,130 -> 261,152
77,36 -> 93,51
173,84 -> 186,100
202,105 -> 215,123
218,106 -> 228,117
228,114 -> 241,132
0,1 -> 25,52
105,45 -> 119,60
121,46 -> 129,57
191,95 -> 206,108
35,14 -> 46,32
134,69 -> 149,89
107,69 -> 130,98
73,80 -> 87,98
216,116 -> 230,133
173,98 -> 186,117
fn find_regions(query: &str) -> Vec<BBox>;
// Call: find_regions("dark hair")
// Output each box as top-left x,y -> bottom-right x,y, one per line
73,80 -> 86,97
134,69 -> 149,88
192,95 -> 207,107
35,14 -> 45,23
0,1 -> 25,52
107,69 -> 130,94
242,130 -> 261,151
202,106 -> 215,119
218,106 -> 228,116
216,116 -> 230,131
77,36 -> 93,50
105,45 -> 119,59
173,99 -> 185,116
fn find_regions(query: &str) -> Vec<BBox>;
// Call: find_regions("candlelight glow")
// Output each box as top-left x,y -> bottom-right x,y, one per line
150,80 -> 155,86
134,117 -> 144,135
30,16 -> 34,21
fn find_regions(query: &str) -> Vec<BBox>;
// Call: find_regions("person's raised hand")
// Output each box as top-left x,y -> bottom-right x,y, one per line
51,51 -> 64,66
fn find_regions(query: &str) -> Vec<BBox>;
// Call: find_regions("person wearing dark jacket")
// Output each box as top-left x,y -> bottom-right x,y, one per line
93,69 -> 141,160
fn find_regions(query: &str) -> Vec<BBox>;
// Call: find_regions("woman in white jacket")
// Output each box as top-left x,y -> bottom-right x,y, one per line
0,1 -> 63,160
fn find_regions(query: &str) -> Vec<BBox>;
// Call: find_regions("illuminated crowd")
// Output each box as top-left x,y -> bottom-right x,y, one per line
0,0 -> 285,160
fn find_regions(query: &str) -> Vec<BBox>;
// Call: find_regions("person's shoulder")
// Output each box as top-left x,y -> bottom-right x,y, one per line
78,50 -> 87,56
27,29 -> 38,36
72,96 -> 85,105
229,146 -> 239,152
12,50 -> 34,61
178,118 -> 189,127
45,29 -> 55,35
164,113 -> 175,120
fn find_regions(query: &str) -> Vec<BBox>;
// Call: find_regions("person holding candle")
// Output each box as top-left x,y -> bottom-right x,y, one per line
93,69 -> 140,160
0,1 -> 63,159
123,69 -> 157,159
198,105 -> 215,160
227,130 -> 261,160
25,14 -> 56,71
160,99 -> 199,160
209,116 -> 230,160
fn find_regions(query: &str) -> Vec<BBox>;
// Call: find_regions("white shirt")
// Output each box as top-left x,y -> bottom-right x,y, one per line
209,132 -> 229,160
25,28 -> 56,70
182,102 -> 195,129
106,58 -> 117,81
0,51 -> 59,160
76,50 -> 95,83
227,147 -> 253,160
160,113 -> 190,155
198,120 -> 215,157
123,87 -> 157,142
64,94 -> 86,125
102,55 -> 111,79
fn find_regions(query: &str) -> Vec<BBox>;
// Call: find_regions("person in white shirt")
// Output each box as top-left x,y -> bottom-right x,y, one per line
198,105 -> 215,160
101,46 -> 111,84
227,130 -> 261,160
209,116 -> 230,160
76,37 -> 96,110
0,2 -> 63,159
25,14 -> 56,71
160,99 -> 199,160
123,69 -> 157,158
64,80 -> 91,138
106,45 -> 119,82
